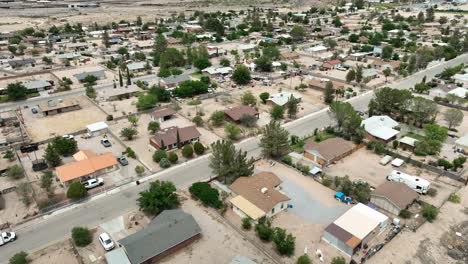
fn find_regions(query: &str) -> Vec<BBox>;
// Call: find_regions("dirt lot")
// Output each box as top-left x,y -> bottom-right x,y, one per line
29,239 -> 80,264
97,97 -> 139,119
324,148 -> 462,207
366,184 -> 468,264
0,73 -> 59,89
52,66 -> 115,89
22,96 -> 107,142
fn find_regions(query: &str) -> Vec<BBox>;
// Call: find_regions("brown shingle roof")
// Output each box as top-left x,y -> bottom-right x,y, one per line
372,181 -> 418,210
151,126 -> 200,147
223,105 -> 258,121
229,172 -> 290,213
151,107 -> 176,119
304,137 -> 354,161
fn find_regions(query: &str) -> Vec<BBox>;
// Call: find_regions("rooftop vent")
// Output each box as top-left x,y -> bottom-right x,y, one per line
261,187 -> 268,194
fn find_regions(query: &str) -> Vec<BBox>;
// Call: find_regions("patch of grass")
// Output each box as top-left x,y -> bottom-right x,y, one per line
191,72 -> 203,79
314,132 -> 336,142
448,193 -> 461,203
405,133 -> 426,141
435,9 -> 468,15
187,99 -> 202,105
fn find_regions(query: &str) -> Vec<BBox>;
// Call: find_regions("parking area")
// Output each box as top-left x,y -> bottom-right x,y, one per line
22,96 -> 107,142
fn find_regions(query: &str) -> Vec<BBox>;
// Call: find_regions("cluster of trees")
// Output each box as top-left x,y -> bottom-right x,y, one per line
189,182 -> 223,208
173,80 -> 209,98
254,218 -> 295,256
138,180 -> 180,215
43,137 -> 78,167
329,102 -> 364,143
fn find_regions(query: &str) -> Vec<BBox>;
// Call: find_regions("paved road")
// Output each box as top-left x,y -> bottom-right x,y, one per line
0,54 -> 467,263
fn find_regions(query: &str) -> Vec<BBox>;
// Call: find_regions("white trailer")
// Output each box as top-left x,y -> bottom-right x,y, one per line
386,170 -> 430,194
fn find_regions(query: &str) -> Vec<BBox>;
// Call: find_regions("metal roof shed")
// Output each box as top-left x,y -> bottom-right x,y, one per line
86,121 -> 108,137
105,247 -> 131,264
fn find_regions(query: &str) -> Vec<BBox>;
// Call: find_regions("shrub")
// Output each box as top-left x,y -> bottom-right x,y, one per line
448,193 -> 461,203
242,217 -> 252,230
255,219 -> 273,241
7,165 -> 24,180
422,204 -> 438,222
106,115 -> 113,121
437,159 -> 453,170
152,150 -> 167,163
281,155 -> 293,165
331,256 -> 346,264
273,227 -> 295,256
296,254 -> 311,264
322,177 -> 332,187
71,227 -> 92,247
66,182 -> 87,200
126,147 -> 136,159
168,152 -> 178,164
159,158 -> 171,168
399,209 -> 411,219
392,140 -> 399,149
9,251 -> 28,264
210,111 -> 225,126
182,144 -> 194,158
189,182 -> 222,208
135,165 -> 145,176
427,188 -> 438,197
192,115 -> 204,126
193,142 -> 205,155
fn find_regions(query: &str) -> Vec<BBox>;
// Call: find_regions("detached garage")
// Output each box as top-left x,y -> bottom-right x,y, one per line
322,203 -> 388,256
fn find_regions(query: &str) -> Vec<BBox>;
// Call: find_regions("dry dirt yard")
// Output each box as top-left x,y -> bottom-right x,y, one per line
29,239 -> 80,264
97,97 -> 139,118
367,184 -> 468,264
52,65 -> 116,89
23,96 -> 107,141
162,192 -> 275,264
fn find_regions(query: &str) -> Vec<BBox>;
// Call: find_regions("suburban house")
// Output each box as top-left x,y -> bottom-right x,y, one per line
98,85 -> 141,101
38,99 -> 81,116
56,52 -> 82,62
267,92 -> 302,107
362,68 -> 379,79
229,172 -> 290,222
303,137 -> 355,167
127,62 -> 146,73
150,107 -> 177,123
320,59 -> 341,71
86,121 -> 109,137
370,182 -> 418,215
223,105 -> 259,123
149,126 -> 201,150
361,115 -> 399,143
398,136 -> 419,152
23,80 -> 53,92
74,70 -> 106,83
107,209 -> 201,264
56,150 -> 118,184
202,66 -> 233,77
158,74 -> 190,89
322,203 -> 388,256
447,87 -> 467,98
8,58 -> 35,68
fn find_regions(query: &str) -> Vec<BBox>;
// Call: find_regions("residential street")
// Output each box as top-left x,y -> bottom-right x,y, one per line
0,53 -> 467,263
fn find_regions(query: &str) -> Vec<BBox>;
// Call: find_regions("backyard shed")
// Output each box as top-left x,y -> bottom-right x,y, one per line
86,121 -> 108,137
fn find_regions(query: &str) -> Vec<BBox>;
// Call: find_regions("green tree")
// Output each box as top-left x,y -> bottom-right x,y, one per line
255,56 -> 273,72
120,127 -> 138,140
192,115 -> 204,127
241,91 -> 257,105
136,93 -> 158,110
324,81 -> 335,104
225,123 -> 242,140
189,182 -> 222,208
273,228 -> 296,256
43,143 -> 61,167
51,137 -> 77,155
296,254 -> 311,264
71,227 -> 92,247
346,69 -> 356,83
152,34 -> 168,66
7,165 -> 24,180
355,66 -> 363,83
147,121 -> 161,133
260,121 -> 290,159
263,46 -> 280,60
128,115 -> 139,127
331,256 -> 346,264
382,45 -> 394,60
209,140 -> 255,184
232,65 -> 251,85
270,105 -> 284,120
242,217 -> 252,230
159,158 -> 171,168
66,182 -> 87,200
443,108 -> 463,129
153,150 -> 167,163
290,25 -> 306,42
210,111 -> 226,126
424,124 -> 448,142
168,152 -> 178,164
255,219 -> 274,241
220,57 -> 230,67
9,251 -> 28,264
3,150 -> 15,161
7,83 -> 28,101
40,171 -> 54,195
182,144 -> 194,158
194,57 -> 212,71
137,180 -> 180,215
422,204 -> 438,222
135,165 -> 145,176
287,95 -> 299,118
259,92 -> 270,103
194,142 -> 205,155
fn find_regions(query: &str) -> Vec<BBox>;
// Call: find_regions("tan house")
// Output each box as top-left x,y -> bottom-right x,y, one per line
38,99 -> 81,116
304,137 -> 355,167
229,172 -> 290,222
56,150 -> 118,184
370,182 -> 418,215
149,126 -> 200,150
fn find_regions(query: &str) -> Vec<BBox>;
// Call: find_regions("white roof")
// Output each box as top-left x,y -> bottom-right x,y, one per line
268,92 -> 302,106
333,203 -> 388,240
453,73 -> 468,83
23,80 -> 51,90
399,136 -> 419,147
306,45 -> 327,52
56,52 -> 81,59
391,158 -> 404,167
448,87 -> 467,98
127,62 -> 145,71
272,61 -> 282,67
388,170 -> 430,187
105,247 -> 131,264
86,121 -> 108,132
202,66 -> 232,75
238,44 -> 256,50
361,116 -> 399,140
455,134 -> 468,147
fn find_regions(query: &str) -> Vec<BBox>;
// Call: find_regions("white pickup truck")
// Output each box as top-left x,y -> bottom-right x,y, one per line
83,178 -> 104,189
0,231 -> 16,246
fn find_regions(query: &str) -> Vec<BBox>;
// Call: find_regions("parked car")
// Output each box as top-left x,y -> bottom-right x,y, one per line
62,134 -> 75,140
0,231 -> 16,246
31,108 -> 38,114
117,156 -> 129,166
101,138 -> 111,147
83,178 -> 104,189
98,232 -> 115,251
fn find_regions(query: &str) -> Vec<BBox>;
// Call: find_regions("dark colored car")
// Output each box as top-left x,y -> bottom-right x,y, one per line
117,156 -> 129,166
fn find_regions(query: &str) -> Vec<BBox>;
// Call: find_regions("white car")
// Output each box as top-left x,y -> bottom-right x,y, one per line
0,231 -> 16,246
98,232 -> 114,251
83,178 -> 104,189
